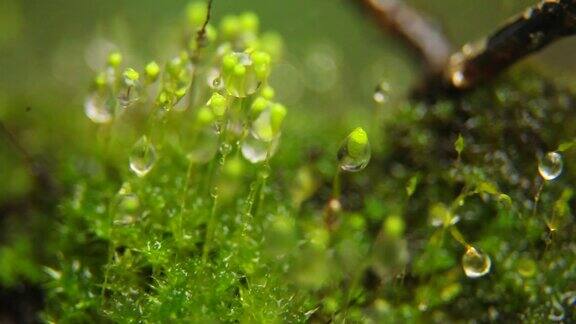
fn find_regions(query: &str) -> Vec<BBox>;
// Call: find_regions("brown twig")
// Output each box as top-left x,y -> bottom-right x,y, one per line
192,0 -> 214,62
357,0 -> 576,101
357,0 -> 452,74
187,0 -> 214,110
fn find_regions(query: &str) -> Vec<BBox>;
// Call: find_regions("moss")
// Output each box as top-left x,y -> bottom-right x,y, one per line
1,3 -> 575,323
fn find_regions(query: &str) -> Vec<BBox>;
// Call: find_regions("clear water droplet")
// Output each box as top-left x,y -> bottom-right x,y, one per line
84,93 -> 114,123
186,128 -> 219,164
207,68 -> 223,90
462,246 -> 491,278
129,136 -> 157,177
251,109 -> 275,142
538,151 -> 563,180
373,82 -> 390,104
117,86 -> 140,109
173,89 -> 190,112
241,132 -> 279,164
337,133 -> 371,172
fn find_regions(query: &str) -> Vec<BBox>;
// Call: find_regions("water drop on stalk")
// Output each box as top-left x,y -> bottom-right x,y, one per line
173,86 -> 191,112
207,68 -> 223,90
337,127 -> 371,172
186,127 -> 219,164
129,136 -> 157,177
538,151 -> 563,180
241,132 -> 279,164
118,68 -> 141,109
461,246 -> 491,278
84,93 -> 114,123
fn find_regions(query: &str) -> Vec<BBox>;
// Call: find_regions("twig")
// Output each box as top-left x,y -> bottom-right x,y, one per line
187,0 -> 214,110
357,0 -> 576,101
357,0 -> 452,74
192,0 -> 214,62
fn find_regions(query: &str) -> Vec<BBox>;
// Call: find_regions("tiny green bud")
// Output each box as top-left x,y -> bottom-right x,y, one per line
338,127 -> 371,172
270,103 -> 287,134
261,86 -> 275,100
222,53 -> 238,72
186,1 -> 208,28
207,92 -> 227,117
252,51 -> 271,79
220,15 -> 241,40
206,24 -> 218,42
233,64 -> 246,77
196,106 -> 214,126
145,61 -> 160,82
250,97 -> 269,118
108,52 -> 123,67
123,68 -> 140,83
175,87 -> 188,99
384,215 -> 405,238
347,127 -> 369,159
239,12 -> 259,34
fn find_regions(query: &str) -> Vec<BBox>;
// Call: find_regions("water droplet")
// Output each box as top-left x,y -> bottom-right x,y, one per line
117,86 -> 140,109
241,132 -> 279,164
373,82 -> 390,104
538,151 -> 563,180
462,246 -> 491,278
173,88 -> 191,112
337,129 -> 371,172
251,109 -> 275,142
129,136 -> 157,177
186,128 -> 219,164
84,93 -> 114,123
207,68 -> 223,90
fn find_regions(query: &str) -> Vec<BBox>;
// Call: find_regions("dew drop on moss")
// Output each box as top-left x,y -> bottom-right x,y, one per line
538,151 -> 563,181
84,93 -> 114,123
462,246 -> 491,278
117,87 -> 140,109
337,128 -> 371,172
241,133 -> 279,164
129,136 -> 157,177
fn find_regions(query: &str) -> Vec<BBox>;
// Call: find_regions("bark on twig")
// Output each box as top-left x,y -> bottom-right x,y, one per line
358,0 -> 452,74
357,0 -> 576,101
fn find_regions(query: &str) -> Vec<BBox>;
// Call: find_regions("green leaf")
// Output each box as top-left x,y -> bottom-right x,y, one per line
455,134 -> 465,155
557,141 -> 575,152
406,174 -> 420,197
